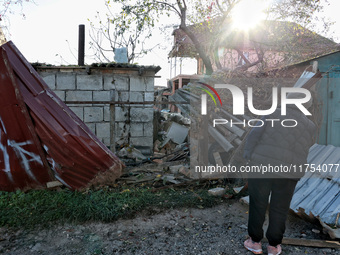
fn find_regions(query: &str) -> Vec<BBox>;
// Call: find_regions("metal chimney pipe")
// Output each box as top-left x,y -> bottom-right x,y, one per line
78,24 -> 85,66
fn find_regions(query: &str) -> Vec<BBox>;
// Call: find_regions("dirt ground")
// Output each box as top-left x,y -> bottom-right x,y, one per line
0,200 -> 339,255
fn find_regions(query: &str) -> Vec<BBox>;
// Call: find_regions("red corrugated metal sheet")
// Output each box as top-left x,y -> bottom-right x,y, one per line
0,47 -> 53,191
0,41 -> 123,191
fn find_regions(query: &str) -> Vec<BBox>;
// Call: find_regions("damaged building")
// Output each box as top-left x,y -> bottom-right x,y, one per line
166,19 -> 340,239
0,40 -> 160,191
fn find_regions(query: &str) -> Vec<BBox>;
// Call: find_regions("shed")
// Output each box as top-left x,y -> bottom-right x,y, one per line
312,51 -> 340,146
287,49 -> 340,238
34,62 -> 161,155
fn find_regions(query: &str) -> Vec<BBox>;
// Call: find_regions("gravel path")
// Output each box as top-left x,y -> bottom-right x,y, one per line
0,201 -> 339,255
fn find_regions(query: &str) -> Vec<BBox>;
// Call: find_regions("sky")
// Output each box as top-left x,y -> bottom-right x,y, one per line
3,0 -> 340,87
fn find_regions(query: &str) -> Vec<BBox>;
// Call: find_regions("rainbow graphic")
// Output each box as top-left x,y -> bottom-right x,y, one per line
197,82 -> 222,115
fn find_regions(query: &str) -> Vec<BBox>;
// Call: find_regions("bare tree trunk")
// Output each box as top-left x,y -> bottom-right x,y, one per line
180,26 -> 214,75
177,0 -> 214,75
213,44 -> 222,70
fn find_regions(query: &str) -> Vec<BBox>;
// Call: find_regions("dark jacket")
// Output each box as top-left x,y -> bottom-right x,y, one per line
243,105 -> 317,179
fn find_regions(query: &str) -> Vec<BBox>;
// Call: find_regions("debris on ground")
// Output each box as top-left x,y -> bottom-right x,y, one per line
114,102 -> 193,188
117,146 -> 147,161
208,187 -> 226,197
1,203 -> 338,255
164,71 -> 340,241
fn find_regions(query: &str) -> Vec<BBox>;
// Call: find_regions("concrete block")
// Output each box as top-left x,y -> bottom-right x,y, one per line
130,107 -> 153,122
104,106 -> 110,122
96,122 -> 110,139
93,91 -> 110,102
115,107 -> 128,122
115,91 -> 129,102
84,107 -> 103,122
101,137 -> 110,147
144,92 -> 154,101
130,76 -> 146,92
130,136 -> 153,147
144,122 -> 154,137
56,73 -> 76,90
130,123 -> 144,137
145,77 -> 154,92
129,92 -> 144,102
86,123 -> 96,134
77,74 -> 103,90
41,74 -> 56,90
104,75 -> 129,91
69,106 -> 84,121
66,91 -> 92,102
115,122 -> 129,140
53,90 -> 65,101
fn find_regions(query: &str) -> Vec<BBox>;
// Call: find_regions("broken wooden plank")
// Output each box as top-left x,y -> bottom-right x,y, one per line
262,237 -> 340,249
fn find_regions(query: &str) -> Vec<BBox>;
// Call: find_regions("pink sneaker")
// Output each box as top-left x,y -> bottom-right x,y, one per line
267,244 -> 282,255
244,237 -> 263,254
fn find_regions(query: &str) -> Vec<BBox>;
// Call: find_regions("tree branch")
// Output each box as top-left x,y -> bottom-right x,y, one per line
235,48 -> 251,65
235,50 -> 264,72
180,25 -> 213,74
153,1 -> 181,17
215,0 -> 225,13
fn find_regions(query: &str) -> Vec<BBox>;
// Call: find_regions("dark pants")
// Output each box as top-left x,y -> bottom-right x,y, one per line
248,178 -> 298,246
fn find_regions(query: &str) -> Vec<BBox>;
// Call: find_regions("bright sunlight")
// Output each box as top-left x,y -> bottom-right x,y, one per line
231,0 -> 271,30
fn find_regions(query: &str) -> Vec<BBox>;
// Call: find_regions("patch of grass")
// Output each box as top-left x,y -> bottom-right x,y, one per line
0,186 -> 224,229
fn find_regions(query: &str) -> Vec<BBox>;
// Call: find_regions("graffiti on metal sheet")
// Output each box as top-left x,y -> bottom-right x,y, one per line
0,117 -> 43,182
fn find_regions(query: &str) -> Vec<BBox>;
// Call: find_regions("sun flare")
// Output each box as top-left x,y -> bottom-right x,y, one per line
231,0 -> 271,30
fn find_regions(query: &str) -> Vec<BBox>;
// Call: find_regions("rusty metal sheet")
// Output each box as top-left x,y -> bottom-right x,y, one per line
0,47 -> 53,191
1,41 -> 123,190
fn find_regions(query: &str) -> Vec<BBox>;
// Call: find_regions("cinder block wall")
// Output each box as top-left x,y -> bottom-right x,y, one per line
36,66 -> 160,153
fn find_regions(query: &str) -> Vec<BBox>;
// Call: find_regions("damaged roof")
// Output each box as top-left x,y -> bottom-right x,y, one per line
291,144 -> 340,239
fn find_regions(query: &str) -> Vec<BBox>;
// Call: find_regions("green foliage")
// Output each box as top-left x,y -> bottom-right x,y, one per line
0,187 -> 223,229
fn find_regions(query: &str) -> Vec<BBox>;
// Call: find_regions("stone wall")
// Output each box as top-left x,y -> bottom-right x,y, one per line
36,65 -> 160,154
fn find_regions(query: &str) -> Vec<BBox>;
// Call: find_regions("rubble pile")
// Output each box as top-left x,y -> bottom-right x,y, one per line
115,109 -> 194,187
